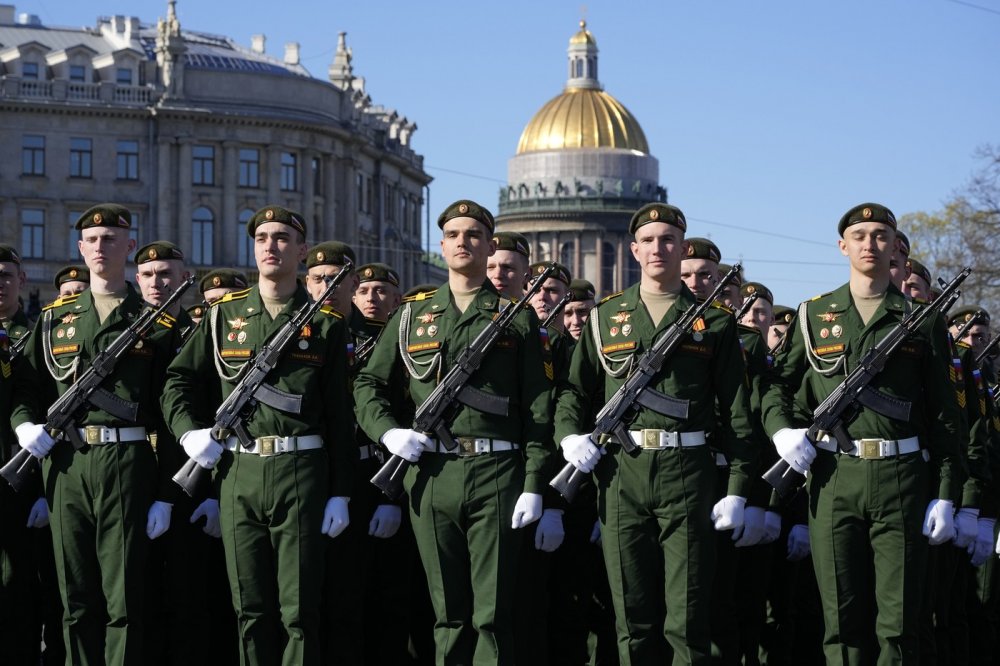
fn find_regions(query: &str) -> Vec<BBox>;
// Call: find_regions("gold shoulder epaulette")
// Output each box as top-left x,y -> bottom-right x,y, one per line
403,289 -> 437,303
955,340 -> 972,350
913,297 -> 930,305
598,291 -> 624,305
710,300 -> 729,311
808,291 -> 833,302
738,323 -> 762,336
156,312 -> 177,329
217,288 -> 251,304
319,305 -> 343,319
42,294 -> 80,311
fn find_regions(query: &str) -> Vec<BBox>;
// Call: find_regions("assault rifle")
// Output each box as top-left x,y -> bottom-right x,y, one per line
542,292 -> 572,329
1,278 -> 195,492
734,291 -> 759,324
550,263 -> 744,502
954,310 -> 987,345
371,264 -> 559,501
172,262 -> 352,497
762,267 -> 972,500
975,332 -> 1000,367
7,331 -> 31,363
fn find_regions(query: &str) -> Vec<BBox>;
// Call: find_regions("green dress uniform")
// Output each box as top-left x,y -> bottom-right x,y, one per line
353,280 -> 554,665
11,285 -> 183,666
554,282 -> 757,665
760,282 -> 966,666
160,283 -> 354,666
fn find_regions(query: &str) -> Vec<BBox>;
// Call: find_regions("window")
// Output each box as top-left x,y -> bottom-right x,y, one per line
67,211 -> 83,259
385,184 -> 394,220
117,140 -> 139,180
129,213 -> 140,248
237,210 -> 254,267
21,209 -> 44,259
192,145 -> 215,186
356,173 -> 364,212
22,135 -> 45,175
192,207 -> 214,265
22,62 -> 38,80
560,242 -> 574,271
70,138 -> 92,178
280,152 -> 297,191
69,64 -> 86,82
401,195 -> 409,231
312,157 -> 322,195
365,176 -> 373,213
601,242 -> 616,294
116,67 -> 133,85
239,149 -> 259,188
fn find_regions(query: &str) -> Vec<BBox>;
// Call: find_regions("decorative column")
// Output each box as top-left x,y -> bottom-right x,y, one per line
221,141 -> 238,263
176,138 -> 193,257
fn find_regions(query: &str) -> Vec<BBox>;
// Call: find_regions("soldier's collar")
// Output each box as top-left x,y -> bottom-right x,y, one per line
242,283 -> 308,319
882,284 -> 907,312
606,283 -> 644,312
815,284 -> 853,314
474,280 -> 504,311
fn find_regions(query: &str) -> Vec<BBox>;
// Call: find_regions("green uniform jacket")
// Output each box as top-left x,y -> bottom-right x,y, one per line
11,285 -> 182,500
955,342 -> 992,509
553,283 -> 757,498
353,281 -> 555,494
160,284 -> 355,497
739,324 -> 778,507
0,309 -> 31,464
760,282 -> 966,501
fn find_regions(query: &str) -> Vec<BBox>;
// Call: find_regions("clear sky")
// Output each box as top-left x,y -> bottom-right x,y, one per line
22,0 -> 1000,305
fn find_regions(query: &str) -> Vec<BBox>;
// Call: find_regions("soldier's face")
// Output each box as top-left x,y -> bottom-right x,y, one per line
255,222 -> 307,282
740,299 -> 774,331
631,223 -> 685,284
353,280 -> 398,321
888,245 -> 911,288
0,261 -> 25,316
720,283 -> 742,308
136,259 -> 188,307
487,250 -> 528,300
838,223 -> 894,277
441,217 -> 494,276
680,258 -> 720,300
529,277 -> 568,324
950,322 -> 989,357
902,274 -> 931,301
306,265 -> 358,312
79,227 -> 135,277
768,323 -> 790,350
564,299 -> 595,340
59,280 -> 88,297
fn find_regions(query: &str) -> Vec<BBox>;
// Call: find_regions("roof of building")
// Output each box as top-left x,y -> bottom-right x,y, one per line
516,87 -> 649,154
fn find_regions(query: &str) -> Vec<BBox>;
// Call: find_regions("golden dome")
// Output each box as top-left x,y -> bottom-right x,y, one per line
516,87 -> 649,155
569,20 -> 596,46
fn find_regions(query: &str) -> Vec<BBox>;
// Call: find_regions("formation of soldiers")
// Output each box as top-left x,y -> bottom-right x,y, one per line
0,198 -> 998,666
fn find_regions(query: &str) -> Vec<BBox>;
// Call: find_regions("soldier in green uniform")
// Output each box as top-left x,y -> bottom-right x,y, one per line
739,282 -> 775,334
563,278 -> 596,342
555,203 -> 756,665
769,305 -> 795,353
888,230 -> 911,291
11,204 -> 180,665
354,199 -> 554,665
761,202 -> 966,666
354,261 -> 402,320
161,205 -> 354,666
717,263 -> 744,309
54,265 -> 90,298
200,269 -> 250,305
487,230 -> 531,298
902,258 -> 932,304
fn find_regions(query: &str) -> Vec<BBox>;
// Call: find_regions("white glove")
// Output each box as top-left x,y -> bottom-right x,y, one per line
923,499 -> 955,546
534,509 -> 565,552
190,498 -> 221,538
772,428 -> 815,475
590,519 -> 602,545
15,422 -> 56,458
762,510 -> 782,545
954,507 -> 979,549
146,501 -> 173,539
322,497 -> 350,538
971,518 -> 995,566
560,434 -> 603,474
511,492 -> 543,528
735,506 -> 766,546
369,504 -> 402,539
787,524 -> 811,561
381,428 -> 433,463
180,429 -> 224,469
712,495 -> 747,532
26,497 -> 49,528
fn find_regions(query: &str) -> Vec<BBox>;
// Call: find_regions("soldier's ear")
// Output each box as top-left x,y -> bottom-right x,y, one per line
681,240 -> 691,256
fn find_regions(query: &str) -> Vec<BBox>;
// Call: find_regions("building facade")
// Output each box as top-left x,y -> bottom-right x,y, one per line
0,2 -> 431,300
496,21 -> 666,297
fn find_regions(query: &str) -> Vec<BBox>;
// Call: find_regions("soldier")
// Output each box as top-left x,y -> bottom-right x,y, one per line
555,203 -> 756,664
200,269 -> 250,305
353,262 -> 402,320
161,205 -> 354,666
186,304 -> 206,325
354,199 -> 553,664
761,202 -> 966,665
54,265 -> 90,298
487,230 -> 531,298
902,258 -> 933,302
889,230 -> 912,291
563,278 -> 596,342
769,305 -> 795,353
11,204 -> 180,665
717,263 -> 744,309
739,282 -> 775,333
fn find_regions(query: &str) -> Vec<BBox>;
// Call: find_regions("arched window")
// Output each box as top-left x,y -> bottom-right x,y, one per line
560,241 -> 574,274
237,209 -> 254,267
192,206 -> 214,265
575,59 -> 583,78
601,242 -> 616,293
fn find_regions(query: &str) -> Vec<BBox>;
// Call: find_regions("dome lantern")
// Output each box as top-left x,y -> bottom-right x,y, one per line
567,20 -> 599,90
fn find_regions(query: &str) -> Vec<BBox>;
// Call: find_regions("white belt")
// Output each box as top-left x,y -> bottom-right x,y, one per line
73,425 -> 148,445
816,435 -> 921,460
430,438 -> 520,457
359,443 -> 380,461
628,430 -> 707,450
224,434 -> 324,457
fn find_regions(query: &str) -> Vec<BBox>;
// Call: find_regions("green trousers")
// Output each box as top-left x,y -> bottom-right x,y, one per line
216,448 -> 328,666
968,519 -> 1000,666
808,450 -> 929,666
44,439 -> 156,666
0,481 -> 41,666
596,445 -> 716,666
405,450 -> 524,666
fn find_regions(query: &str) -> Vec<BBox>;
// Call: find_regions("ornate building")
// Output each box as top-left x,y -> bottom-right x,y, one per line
0,2 -> 431,298
496,21 -> 666,297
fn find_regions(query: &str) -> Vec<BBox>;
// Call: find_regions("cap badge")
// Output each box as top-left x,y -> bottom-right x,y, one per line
213,276 -> 221,287
649,208 -> 659,221
316,251 -> 325,262
265,209 -> 274,220
69,269 -> 78,278
686,244 -> 695,257
93,213 -> 103,224
862,207 -> 872,219
746,285 -> 756,294
148,249 -> 157,260
458,203 -> 469,214
364,267 -> 373,278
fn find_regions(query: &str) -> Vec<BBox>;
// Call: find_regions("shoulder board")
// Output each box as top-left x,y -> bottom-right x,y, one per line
808,291 -> 833,302
403,289 -> 437,303
156,312 -> 177,329
955,340 -> 972,350
912,297 -> 930,305
365,318 -> 386,329
710,300 -> 729,311
598,291 -> 624,305
319,305 -> 343,319
42,294 -> 80,311
217,288 -> 251,304
738,323 -> 761,335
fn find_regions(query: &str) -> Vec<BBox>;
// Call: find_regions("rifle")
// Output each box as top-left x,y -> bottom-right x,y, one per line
371,264 -> 560,501
953,310 -> 987,345
975,332 -> 1000,367
550,263 -> 744,502
762,267 -> 972,500
733,291 -> 759,324
1,278 -> 195,492
542,292 -> 572,329
7,331 -> 31,363
354,332 -> 379,367
172,262 -> 353,497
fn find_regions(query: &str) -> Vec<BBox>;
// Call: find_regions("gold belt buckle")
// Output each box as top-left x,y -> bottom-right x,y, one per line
641,429 -> 663,449
859,439 -> 882,460
457,437 -> 477,457
85,425 -> 103,445
258,436 -> 277,457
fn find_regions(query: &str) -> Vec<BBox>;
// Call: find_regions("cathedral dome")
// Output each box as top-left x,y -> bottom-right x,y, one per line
515,87 -> 649,154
